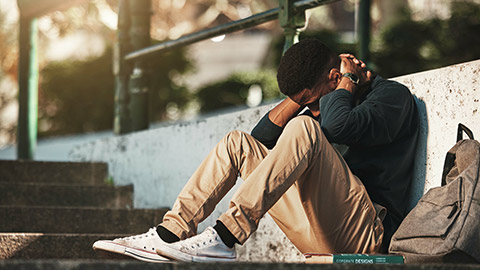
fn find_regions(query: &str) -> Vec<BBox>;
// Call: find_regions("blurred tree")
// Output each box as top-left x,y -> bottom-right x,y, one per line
440,1 -> 480,66
149,43 -> 193,122
39,45 -> 192,137
372,17 -> 436,77
0,4 -> 19,145
372,0 -> 480,78
39,48 -> 114,137
196,70 -> 279,113
150,0 -> 280,41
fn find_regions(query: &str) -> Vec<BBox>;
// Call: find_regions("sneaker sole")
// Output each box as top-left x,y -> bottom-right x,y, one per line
93,240 -> 169,263
156,244 -> 236,262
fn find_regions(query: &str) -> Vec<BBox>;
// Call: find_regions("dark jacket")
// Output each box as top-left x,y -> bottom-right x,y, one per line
251,76 -> 419,250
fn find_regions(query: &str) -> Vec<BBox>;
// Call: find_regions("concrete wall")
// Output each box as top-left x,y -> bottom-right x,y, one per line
394,60 -> 480,209
70,59 -> 480,262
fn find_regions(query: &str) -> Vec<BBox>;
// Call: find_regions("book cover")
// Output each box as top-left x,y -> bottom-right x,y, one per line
304,253 -> 405,264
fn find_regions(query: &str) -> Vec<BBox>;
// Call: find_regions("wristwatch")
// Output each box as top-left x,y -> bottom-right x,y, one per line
342,73 -> 359,85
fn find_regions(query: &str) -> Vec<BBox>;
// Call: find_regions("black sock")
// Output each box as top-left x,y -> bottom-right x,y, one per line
213,220 -> 239,248
156,225 -> 180,243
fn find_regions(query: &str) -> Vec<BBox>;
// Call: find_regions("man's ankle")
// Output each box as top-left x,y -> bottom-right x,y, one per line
213,220 -> 239,248
156,225 -> 180,243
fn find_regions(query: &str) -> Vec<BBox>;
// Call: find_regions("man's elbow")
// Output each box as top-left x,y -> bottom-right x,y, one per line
321,123 -> 357,145
320,124 -> 341,144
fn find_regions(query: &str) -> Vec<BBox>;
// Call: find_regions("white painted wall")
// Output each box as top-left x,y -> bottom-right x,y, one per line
70,59 -> 480,262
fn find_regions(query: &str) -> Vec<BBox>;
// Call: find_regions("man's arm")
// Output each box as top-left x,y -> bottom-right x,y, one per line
317,54 -> 417,147
251,97 -> 305,149
320,80 -> 416,147
268,97 -> 304,127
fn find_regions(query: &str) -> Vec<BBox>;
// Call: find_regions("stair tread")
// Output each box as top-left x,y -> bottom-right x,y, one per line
0,233 -> 135,259
0,182 -> 133,208
0,160 -> 108,184
0,206 -> 168,234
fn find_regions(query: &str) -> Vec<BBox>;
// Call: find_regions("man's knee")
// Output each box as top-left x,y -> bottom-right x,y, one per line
280,116 -> 328,155
222,130 -> 247,150
224,130 -> 245,142
284,116 -> 323,139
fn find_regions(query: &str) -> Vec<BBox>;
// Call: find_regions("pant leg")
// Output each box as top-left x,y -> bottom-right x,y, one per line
161,130 -> 269,240
219,116 -> 383,253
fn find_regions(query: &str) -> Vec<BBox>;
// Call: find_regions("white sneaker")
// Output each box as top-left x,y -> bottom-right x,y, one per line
156,226 -> 236,262
93,227 -> 169,263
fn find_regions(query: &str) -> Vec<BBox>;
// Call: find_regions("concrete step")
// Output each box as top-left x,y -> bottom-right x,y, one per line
0,260 -> 479,270
0,206 -> 168,234
0,182 -> 133,208
0,233 -> 136,259
0,160 -> 108,185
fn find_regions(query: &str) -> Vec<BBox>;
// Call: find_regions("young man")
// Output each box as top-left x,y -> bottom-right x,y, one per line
93,39 -> 419,262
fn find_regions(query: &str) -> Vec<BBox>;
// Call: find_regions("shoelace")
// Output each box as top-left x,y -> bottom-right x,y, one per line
115,227 -> 157,241
179,228 -> 218,250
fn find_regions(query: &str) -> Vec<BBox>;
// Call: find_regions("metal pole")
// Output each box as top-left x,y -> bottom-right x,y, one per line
128,0 -> 151,131
114,0 -> 132,134
17,17 -> 38,160
279,0 -> 306,54
357,0 -> 371,63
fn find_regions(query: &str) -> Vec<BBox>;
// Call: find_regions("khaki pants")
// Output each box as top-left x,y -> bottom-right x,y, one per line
161,116 -> 384,254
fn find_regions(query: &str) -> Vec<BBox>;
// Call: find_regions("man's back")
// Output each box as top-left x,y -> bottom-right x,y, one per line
320,76 -> 420,250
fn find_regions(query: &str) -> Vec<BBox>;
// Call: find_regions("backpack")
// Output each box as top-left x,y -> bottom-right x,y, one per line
389,123 -> 480,263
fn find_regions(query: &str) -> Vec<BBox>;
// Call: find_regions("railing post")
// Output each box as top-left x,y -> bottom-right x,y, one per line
114,0 -> 132,134
128,0 -> 151,131
17,17 -> 38,160
279,0 -> 306,54
356,0 -> 371,63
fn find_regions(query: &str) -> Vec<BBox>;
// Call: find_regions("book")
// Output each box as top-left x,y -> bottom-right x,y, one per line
304,253 -> 405,264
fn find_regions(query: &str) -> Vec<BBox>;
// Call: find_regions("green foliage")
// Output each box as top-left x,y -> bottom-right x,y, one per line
148,44 -> 193,122
373,1 -> 480,78
40,49 -> 114,137
372,18 -> 437,77
441,1 -> 480,65
104,176 -> 114,186
265,1 -> 480,79
39,44 -> 192,137
195,70 -> 280,113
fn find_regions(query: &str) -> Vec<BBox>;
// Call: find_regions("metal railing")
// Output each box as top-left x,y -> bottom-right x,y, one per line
114,0 -> 340,135
124,0 -> 337,61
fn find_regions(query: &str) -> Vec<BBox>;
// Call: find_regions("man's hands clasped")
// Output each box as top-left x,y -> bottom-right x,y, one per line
339,53 -> 373,88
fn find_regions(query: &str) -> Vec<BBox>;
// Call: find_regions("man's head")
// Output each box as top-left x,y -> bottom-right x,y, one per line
277,39 -> 341,101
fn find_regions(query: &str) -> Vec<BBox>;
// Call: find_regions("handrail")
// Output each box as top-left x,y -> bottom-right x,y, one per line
124,0 -> 337,61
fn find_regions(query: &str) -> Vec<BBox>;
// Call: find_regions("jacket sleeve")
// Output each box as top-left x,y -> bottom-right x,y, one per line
251,109 -> 317,149
319,81 -> 415,147
250,112 -> 283,149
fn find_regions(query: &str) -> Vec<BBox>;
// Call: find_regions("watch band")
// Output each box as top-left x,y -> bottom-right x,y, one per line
342,73 -> 359,85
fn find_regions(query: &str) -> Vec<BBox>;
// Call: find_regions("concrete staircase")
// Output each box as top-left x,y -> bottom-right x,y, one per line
1,160 -> 479,269
0,160 -> 168,260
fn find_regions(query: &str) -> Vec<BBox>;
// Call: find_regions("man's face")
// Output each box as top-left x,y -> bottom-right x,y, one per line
288,75 -> 333,106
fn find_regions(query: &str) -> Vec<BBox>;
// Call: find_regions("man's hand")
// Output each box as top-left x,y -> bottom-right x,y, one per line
339,54 -> 373,86
337,54 -> 374,95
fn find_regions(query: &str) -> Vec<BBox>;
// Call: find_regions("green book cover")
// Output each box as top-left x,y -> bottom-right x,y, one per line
304,253 -> 404,264
333,254 -> 404,264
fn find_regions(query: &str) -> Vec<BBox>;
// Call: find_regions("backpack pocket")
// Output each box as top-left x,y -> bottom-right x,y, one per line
394,177 -> 462,240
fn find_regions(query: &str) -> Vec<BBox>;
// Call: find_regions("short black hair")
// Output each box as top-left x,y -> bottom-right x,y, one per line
277,39 -> 339,96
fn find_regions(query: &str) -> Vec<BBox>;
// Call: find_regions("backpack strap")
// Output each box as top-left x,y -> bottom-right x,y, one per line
457,123 -> 474,142
442,124 -> 475,186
